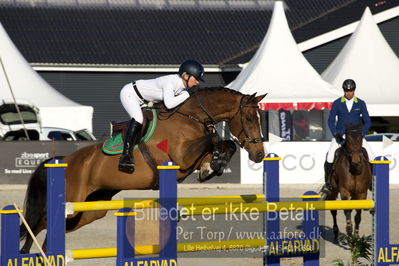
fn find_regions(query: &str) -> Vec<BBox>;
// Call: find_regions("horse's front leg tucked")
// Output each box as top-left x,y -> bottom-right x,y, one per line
198,156 -> 216,182
210,139 -> 237,176
198,140 -> 237,182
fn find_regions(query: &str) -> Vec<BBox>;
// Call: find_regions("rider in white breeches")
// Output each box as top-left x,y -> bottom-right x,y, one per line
326,136 -> 374,163
118,60 -> 205,174
120,74 -> 191,124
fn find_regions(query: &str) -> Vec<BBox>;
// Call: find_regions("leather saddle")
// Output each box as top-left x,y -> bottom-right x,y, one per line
111,109 -> 154,140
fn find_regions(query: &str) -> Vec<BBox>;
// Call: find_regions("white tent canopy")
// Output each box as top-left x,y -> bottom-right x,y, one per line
0,23 -> 93,132
322,7 -> 399,116
227,1 -> 340,111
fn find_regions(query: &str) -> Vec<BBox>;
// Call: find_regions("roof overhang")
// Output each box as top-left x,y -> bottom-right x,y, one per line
298,6 -> 399,52
32,63 -> 223,73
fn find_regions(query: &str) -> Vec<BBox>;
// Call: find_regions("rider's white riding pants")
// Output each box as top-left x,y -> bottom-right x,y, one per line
120,83 -> 144,124
326,137 -> 375,163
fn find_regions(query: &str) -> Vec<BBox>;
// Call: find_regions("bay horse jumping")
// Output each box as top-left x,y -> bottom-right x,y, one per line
326,124 -> 372,241
20,88 -> 266,253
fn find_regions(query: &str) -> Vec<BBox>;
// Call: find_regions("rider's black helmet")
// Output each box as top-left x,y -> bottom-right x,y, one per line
342,79 -> 356,91
179,60 -> 205,82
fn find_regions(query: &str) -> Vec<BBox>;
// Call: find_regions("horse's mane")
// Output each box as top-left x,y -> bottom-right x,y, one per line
198,87 -> 244,97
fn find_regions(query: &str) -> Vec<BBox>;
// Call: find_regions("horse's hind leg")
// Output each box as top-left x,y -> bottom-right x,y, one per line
66,189 -> 120,233
20,216 -> 46,253
66,210 -> 109,233
330,210 -> 339,241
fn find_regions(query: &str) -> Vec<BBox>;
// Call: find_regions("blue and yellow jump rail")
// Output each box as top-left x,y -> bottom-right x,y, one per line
0,155 -> 397,265
0,160 -> 67,266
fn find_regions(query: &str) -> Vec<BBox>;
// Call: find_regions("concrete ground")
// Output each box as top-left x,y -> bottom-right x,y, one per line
1,184 -> 398,266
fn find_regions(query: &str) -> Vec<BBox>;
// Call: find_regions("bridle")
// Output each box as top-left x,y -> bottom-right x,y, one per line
227,95 -> 264,148
163,92 -> 264,148
341,131 -> 364,164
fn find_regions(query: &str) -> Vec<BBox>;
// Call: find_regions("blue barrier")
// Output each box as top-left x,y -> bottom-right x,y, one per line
264,154 -> 320,265
0,159 -> 66,266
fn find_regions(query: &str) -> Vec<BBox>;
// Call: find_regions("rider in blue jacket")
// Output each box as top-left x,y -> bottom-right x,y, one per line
322,79 -> 374,196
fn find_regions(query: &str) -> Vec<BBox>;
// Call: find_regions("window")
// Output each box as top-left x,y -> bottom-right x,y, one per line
75,130 -> 94,141
3,130 -> 39,141
47,131 -> 73,141
0,104 -> 38,125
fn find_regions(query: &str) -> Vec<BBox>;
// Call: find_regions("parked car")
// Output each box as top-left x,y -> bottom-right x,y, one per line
0,100 -> 41,140
365,133 -> 399,141
0,100 -> 96,141
2,127 -> 96,141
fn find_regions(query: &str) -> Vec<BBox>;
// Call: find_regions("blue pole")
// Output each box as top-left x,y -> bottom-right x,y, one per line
372,156 -> 390,265
302,191 -> 320,266
116,207 -> 136,265
45,159 -> 67,255
0,205 -> 21,265
159,161 -> 178,260
264,153 -> 281,266
115,162 -> 178,265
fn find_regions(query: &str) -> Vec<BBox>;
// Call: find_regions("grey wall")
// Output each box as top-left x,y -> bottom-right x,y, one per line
38,72 -> 234,139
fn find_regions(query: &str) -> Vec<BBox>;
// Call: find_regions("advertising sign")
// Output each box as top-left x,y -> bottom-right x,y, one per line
241,142 -> 399,184
0,142 -> 96,184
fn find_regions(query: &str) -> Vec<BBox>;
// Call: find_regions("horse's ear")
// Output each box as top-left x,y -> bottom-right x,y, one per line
246,93 -> 257,103
255,93 -> 267,103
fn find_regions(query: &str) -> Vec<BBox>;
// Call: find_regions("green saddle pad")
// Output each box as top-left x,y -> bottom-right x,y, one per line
102,109 -> 157,155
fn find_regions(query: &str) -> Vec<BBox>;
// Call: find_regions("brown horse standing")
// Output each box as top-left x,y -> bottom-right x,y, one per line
327,124 -> 372,240
20,88 -> 266,253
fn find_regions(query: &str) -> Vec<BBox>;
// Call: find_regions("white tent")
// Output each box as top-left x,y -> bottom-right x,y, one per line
0,23 -> 93,132
227,1 -> 340,111
322,7 -> 399,116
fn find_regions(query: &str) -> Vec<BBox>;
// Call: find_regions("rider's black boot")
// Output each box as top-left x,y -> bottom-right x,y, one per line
118,118 -> 142,174
320,162 -> 334,198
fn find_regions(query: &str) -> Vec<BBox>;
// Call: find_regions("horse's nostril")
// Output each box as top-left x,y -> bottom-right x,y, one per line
257,151 -> 265,160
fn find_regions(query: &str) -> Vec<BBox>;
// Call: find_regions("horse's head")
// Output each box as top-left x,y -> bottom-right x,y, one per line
228,93 -> 267,163
344,124 -> 364,174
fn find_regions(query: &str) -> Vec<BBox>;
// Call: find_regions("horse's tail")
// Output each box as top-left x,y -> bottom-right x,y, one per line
20,157 -> 63,241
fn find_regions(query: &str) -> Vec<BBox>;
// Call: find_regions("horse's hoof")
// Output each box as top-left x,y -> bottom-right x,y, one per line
319,185 -> 332,200
198,170 -> 211,183
210,160 -> 221,172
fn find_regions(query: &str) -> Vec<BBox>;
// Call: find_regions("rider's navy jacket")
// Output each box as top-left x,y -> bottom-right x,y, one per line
328,96 -> 371,136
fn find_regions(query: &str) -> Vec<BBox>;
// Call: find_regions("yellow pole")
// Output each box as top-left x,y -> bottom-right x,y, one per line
181,200 -> 375,216
69,239 -> 266,259
66,194 -> 265,213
